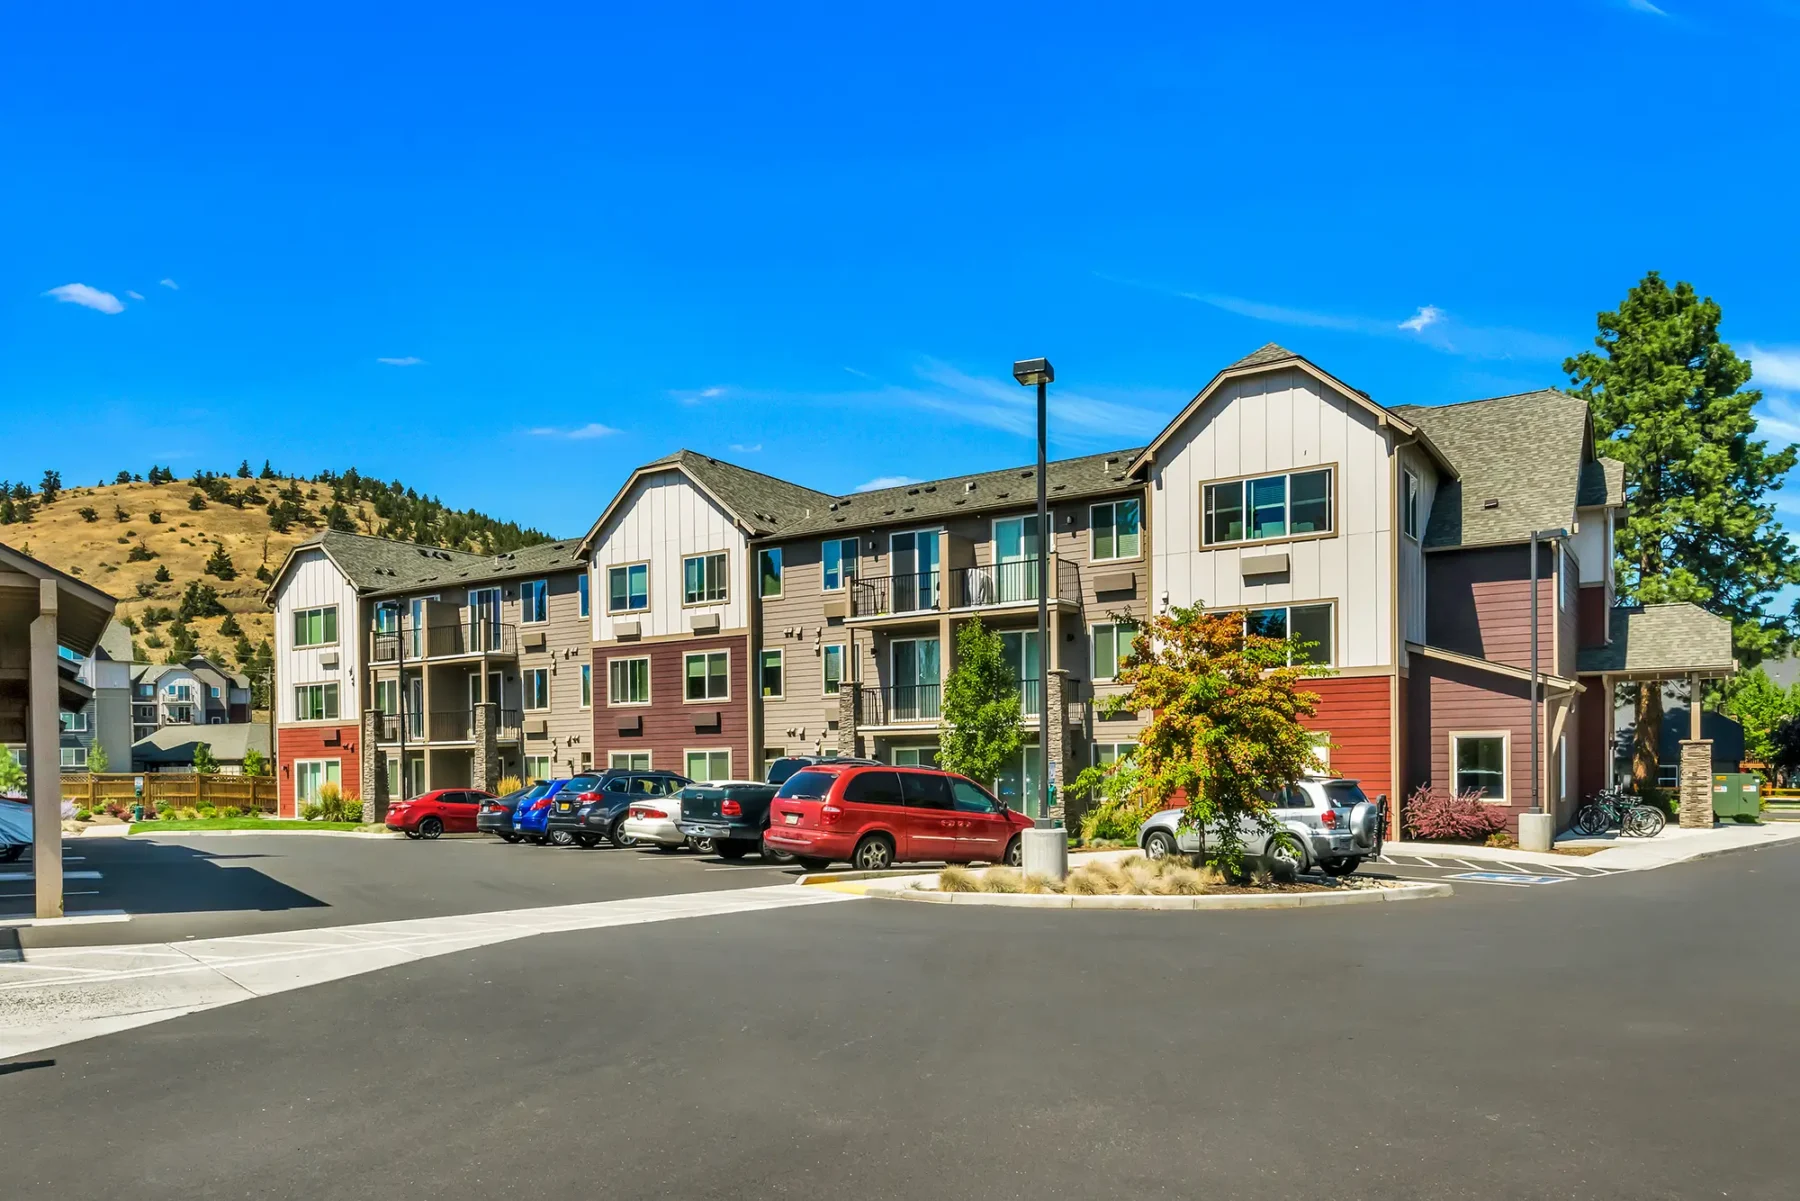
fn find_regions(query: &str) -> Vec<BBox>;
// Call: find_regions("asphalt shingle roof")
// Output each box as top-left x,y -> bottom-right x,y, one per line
1578,457 -> 1626,508
1226,342 -> 1302,371
1577,603 -> 1736,678
645,450 -> 837,536
132,722 -> 271,765
364,537 -> 587,597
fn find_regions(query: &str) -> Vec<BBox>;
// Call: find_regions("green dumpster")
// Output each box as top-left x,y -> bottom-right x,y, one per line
1711,774 -> 1762,821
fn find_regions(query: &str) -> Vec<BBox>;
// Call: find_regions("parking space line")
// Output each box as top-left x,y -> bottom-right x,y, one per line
1,890 -> 100,899
0,871 -> 103,882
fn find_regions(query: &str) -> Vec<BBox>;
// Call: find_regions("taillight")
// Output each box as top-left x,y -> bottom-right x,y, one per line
1320,809 -> 1338,828
531,797 -> 552,811
819,803 -> 842,825
574,792 -> 602,802
643,808 -> 667,820
721,799 -> 742,817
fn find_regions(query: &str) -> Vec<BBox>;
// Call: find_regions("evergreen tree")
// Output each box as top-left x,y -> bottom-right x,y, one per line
114,470 -> 132,485
179,580 -> 228,619
259,459 -> 277,480
192,741 -> 219,775
937,618 -> 1024,790
0,498 -> 14,525
237,459 -> 252,479
163,619 -> 200,662
154,564 -> 172,582
220,612 -> 244,637
38,470 -> 61,504
203,543 -> 237,580
249,640 -> 275,708
188,492 -> 207,510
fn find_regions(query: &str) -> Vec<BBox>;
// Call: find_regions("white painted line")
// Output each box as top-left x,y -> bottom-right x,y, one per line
702,865 -> 798,872
0,871 -> 103,881
1453,859 -> 1484,871
0,890 -> 100,899
0,910 -> 130,929
1446,877 -> 1533,888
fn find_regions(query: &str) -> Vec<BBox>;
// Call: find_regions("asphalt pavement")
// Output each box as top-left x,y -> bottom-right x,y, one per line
5,841 -> 1797,1200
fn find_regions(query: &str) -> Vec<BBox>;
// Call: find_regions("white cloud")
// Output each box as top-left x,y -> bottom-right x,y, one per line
1399,305 -> 1444,333
1748,346 -> 1800,392
855,475 -> 920,493
1756,394 -> 1800,445
842,366 -> 874,379
126,290 -> 145,300
729,443 -> 763,453
1626,0 -> 1668,15
673,385 -> 729,405
42,283 -> 125,314
159,278 -> 179,289
376,356 -> 424,367
527,423 -> 618,440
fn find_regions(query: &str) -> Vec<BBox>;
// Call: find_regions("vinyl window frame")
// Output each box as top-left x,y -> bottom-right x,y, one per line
684,748 -> 732,783
760,648 -> 784,699
292,605 -> 339,648
1402,469 -> 1421,541
683,649 -> 731,703
821,538 -> 859,592
608,656 -> 652,706
580,664 -> 592,709
758,548 -> 784,599
1088,498 -> 1143,562
681,551 -> 730,607
822,644 -> 847,697
522,668 -> 550,712
610,751 -> 652,771
1090,622 -> 1139,682
606,562 -> 651,614
1199,465 -> 1337,549
1226,600 -> 1337,667
1450,730 -> 1511,804
520,579 -> 549,625
293,682 -> 340,722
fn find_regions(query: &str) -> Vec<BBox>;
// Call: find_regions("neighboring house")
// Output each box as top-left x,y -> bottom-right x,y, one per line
186,658 -> 253,724
55,619 -> 134,772
131,657 -> 253,738
133,722 -> 272,773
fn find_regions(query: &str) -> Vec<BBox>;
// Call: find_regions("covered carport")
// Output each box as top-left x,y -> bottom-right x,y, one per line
1,542 -> 117,918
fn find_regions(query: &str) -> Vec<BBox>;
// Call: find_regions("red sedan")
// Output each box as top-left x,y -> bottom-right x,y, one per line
385,788 -> 494,839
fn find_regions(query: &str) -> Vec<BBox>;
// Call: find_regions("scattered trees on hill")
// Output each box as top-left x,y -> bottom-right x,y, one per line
163,618 -> 199,662
153,564 -> 172,582
219,613 -> 243,637
77,506 -> 97,522
179,581 -> 228,620
39,471 -> 61,504
204,543 -> 237,580
127,542 -> 156,562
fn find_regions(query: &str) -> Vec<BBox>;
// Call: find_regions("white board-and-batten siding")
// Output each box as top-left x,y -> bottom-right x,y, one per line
275,548 -> 361,723
1148,367 -> 1396,670
1397,443 -> 1441,656
589,470 -> 748,642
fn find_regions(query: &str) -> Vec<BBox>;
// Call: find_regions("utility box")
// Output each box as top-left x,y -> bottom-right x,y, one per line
1712,774 -> 1763,820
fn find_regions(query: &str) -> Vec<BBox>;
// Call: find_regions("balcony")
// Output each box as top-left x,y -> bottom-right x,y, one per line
371,620 -> 517,664
950,558 -> 1081,610
859,683 -> 942,726
375,708 -> 521,745
850,572 -> 941,619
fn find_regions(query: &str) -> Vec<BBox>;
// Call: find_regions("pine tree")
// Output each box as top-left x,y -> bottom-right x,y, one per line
39,470 -> 61,504
259,459 -> 277,480
204,543 -> 237,580
164,619 -> 200,662
154,564 -> 172,582
220,612 -> 243,637
237,459 -> 252,479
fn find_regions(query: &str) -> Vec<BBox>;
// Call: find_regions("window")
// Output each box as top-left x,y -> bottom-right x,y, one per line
1656,761 -> 1679,788
1558,546 -> 1570,613
578,573 -> 590,618
524,754 -> 551,781
135,682 -> 154,698
760,649 -> 783,698
843,770 -> 903,805
292,605 -> 338,647
168,683 -> 193,701
1309,731 -> 1331,771
900,771 -> 953,809
523,669 -> 549,710
611,751 -> 652,771
1091,622 -> 1139,681
520,579 -> 548,624
607,563 -> 649,613
1402,469 -> 1421,540
294,759 -> 341,803
293,683 -> 340,721
822,538 -> 859,591
374,679 -> 399,715
759,548 -> 783,598
951,779 -> 1000,813
1240,603 -> 1334,666
1452,733 -> 1509,802
1090,499 -> 1142,561
1093,742 -> 1135,768
823,644 -> 846,696
1201,468 -> 1333,545
893,747 -> 939,767
61,746 -> 88,768
59,710 -> 88,734
209,686 -> 221,699
685,749 -> 731,782
682,552 -> 728,605
609,657 -> 650,705
685,651 -> 729,701
580,664 -> 592,708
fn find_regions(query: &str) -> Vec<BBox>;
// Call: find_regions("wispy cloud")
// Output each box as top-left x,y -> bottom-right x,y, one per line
158,278 -> 179,290
895,360 -> 1171,442
729,443 -> 763,453
527,422 -> 618,440
673,385 -> 729,405
1756,394 -> 1800,445
42,283 -> 125,314
126,290 -> 145,300
856,475 -> 921,492
376,356 -> 424,367
1399,305 -> 1444,333
1749,345 -> 1800,392
1626,0 -> 1668,15
842,366 -> 874,379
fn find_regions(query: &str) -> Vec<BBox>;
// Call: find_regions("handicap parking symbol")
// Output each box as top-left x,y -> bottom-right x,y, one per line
1446,871 -> 1572,886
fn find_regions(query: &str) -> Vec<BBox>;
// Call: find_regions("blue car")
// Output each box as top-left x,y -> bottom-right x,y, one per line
510,777 -> 578,844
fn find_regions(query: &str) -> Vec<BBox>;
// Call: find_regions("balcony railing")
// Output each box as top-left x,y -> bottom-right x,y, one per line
950,558 -> 1081,609
371,620 -> 517,664
860,683 -> 942,725
377,707 -> 520,744
850,572 -> 941,618
1017,678 -> 1042,718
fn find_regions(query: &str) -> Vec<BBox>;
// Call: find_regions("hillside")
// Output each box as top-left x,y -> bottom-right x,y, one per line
0,468 -> 550,693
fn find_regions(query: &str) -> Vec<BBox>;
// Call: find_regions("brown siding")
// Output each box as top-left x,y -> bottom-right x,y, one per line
1576,676 -> 1611,810
1410,656 -> 1534,835
757,537 -> 841,761
1426,544 -> 1557,673
593,633 -> 749,777
1578,584 -> 1608,649
1557,556 -> 1580,681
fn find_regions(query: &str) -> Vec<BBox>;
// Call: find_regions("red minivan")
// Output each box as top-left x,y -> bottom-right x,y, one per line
762,764 -> 1030,871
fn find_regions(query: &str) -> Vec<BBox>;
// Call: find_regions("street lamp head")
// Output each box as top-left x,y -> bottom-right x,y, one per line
1012,357 -> 1054,387
1533,528 -> 1569,541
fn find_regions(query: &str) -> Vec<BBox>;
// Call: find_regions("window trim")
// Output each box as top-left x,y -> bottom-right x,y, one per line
1449,729 -> 1511,804
683,649 -> 732,704
293,758 -> 343,803
580,663 -> 592,709
758,547 -> 784,599
60,709 -> 89,734
577,572 -> 590,618
683,747 -> 732,783
610,750 -> 653,771
519,578 -> 550,625
1198,464 -> 1338,549
820,538 -> 859,592
822,643 -> 847,697
1402,468 -> 1421,541
522,667 -> 550,712
760,647 -> 784,699
681,551 -> 731,608
1088,498 -> 1144,563
1090,621 -> 1138,682
61,746 -> 89,768
292,604 -> 340,649
607,655 -> 652,707
1092,742 -> 1135,768
605,561 -> 651,614
292,682 -> 341,723
1210,600 -> 1337,667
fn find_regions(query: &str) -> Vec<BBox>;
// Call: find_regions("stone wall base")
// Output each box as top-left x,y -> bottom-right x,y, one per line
1678,739 -> 1713,829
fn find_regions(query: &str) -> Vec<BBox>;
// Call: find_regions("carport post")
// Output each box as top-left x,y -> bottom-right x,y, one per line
30,578 -> 63,919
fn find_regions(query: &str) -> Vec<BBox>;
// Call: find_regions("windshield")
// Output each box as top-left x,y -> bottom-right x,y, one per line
521,783 -> 551,802
566,774 -> 603,792
1322,782 -> 1369,808
775,770 -> 836,800
767,758 -> 807,785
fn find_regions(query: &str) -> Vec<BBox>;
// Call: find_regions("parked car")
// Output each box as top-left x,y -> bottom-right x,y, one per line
671,781 -> 786,859
0,793 -> 29,863
765,754 -> 880,786
762,765 -> 1031,871
386,788 -> 494,839
476,786 -> 535,842
619,776 -> 735,851
548,770 -> 690,848
511,777 -> 585,844
1136,777 -> 1385,875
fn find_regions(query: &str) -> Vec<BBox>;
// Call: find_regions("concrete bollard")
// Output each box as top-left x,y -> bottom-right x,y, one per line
1021,827 -> 1069,880
1518,811 -> 1554,852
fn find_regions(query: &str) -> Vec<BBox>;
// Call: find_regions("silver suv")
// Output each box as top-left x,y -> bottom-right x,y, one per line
1136,777 -> 1384,876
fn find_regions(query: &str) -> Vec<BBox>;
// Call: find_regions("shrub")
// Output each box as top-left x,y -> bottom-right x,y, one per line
314,782 -> 362,822
1079,790 -> 1157,844
1021,872 -> 1060,894
1485,830 -> 1518,849
494,774 -> 523,796
75,808 -> 93,822
148,510 -> 163,524
979,866 -> 1025,893
1402,784 -> 1509,841
216,805 -> 243,819
937,865 -> 979,892
300,802 -> 324,822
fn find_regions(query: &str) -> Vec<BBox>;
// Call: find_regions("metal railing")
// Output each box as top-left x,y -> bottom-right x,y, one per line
860,683 -> 942,725
850,572 -> 941,617
951,558 -> 1082,609
377,707 -> 520,744
1017,678 -> 1042,718
371,620 -> 517,663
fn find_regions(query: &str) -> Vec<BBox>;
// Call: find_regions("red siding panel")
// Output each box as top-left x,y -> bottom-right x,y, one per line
593,634 -> 751,777
275,724 -> 360,818
1305,676 -> 1393,804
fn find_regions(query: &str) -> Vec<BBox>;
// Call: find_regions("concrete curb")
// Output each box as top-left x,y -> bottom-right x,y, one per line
126,829 -> 403,839
865,879 -> 1452,910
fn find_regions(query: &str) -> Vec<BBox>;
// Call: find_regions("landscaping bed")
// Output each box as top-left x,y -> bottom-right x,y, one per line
129,817 -> 372,833
931,855 -> 1398,898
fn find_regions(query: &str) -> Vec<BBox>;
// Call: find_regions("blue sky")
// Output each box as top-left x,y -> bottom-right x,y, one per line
6,0 -> 1800,539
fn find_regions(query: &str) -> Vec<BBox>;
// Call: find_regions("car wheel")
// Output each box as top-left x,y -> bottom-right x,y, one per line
403,829 -> 420,840
794,856 -> 833,872
573,833 -> 599,849
761,841 -> 794,864
715,840 -> 751,860
1266,832 -> 1307,875
851,834 -> 895,872
609,818 -> 637,849
498,832 -> 522,844
1321,857 -> 1360,877
688,837 -> 716,855
418,816 -> 444,840
0,844 -> 23,863
1003,836 -> 1023,867
1143,830 -> 1176,860
547,829 -> 575,848
654,841 -> 683,853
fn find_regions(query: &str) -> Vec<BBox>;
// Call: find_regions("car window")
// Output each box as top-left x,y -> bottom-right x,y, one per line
842,770 -> 903,806
768,758 -> 805,785
521,783 -> 550,802
1321,781 -> 1368,808
605,778 -> 629,792
951,780 -> 999,814
1280,785 -> 1313,809
632,777 -> 663,793
900,772 -> 953,810
567,775 -> 603,792
776,770 -> 836,800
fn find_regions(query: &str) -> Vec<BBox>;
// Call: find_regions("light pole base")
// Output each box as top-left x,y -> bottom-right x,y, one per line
1021,827 -> 1069,880
1518,812 -> 1554,853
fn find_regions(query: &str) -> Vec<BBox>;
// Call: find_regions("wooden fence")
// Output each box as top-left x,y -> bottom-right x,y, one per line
60,773 -> 279,813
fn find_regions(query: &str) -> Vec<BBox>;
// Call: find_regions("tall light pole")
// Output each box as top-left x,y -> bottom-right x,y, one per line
1528,527 -> 1567,819
1012,357 -> 1054,830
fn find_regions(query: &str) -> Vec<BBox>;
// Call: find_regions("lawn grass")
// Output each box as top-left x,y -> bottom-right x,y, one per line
129,817 -> 367,832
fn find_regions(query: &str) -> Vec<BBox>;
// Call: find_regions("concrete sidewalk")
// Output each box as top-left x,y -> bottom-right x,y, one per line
1385,820 -> 1800,873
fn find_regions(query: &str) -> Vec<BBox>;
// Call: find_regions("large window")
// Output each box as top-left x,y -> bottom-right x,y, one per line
608,563 -> 649,613
295,759 -> 341,802
823,644 -> 846,696
685,651 -> 730,701
822,538 -> 859,591
1202,468 -> 1332,545
1091,622 -> 1138,681
523,668 -> 549,711
1402,469 -> 1421,540
760,649 -> 783,698
609,657 -> 650,705
1453,733 -> 1509,802
1242,603 -> 1334,666
1090,499 -> 1141,561
523,755 -> 551,782
580,664 -> 592,708
683,552 -> 728,605
292,605 -> 338,647
374,679 -> 399,715
59,709 -> 88,733
520,579 -> 548,624
686,749 -> 731,782
611,751 -> 651,771
759,548 -> 783,598
1093,742 -> 1135,768
294,683 -> 340,721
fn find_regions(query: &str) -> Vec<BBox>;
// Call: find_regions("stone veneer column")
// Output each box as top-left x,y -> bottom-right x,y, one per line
1678,739 -> 1713,828
473,701 -> 498,791
837,679 -> 860,757
360,709 -> 389,824
1046,670 -> 1070,827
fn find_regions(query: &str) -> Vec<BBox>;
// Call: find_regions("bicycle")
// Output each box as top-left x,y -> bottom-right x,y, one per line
1572,786 -> 1666,838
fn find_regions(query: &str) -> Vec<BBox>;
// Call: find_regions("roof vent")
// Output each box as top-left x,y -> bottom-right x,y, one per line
829,502 -> 839,511
1482,498 -> 1500,510
907,487 -> 920,496
964,481 -> 976,493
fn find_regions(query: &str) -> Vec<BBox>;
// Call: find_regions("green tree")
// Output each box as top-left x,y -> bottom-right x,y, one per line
88,741 -> 110,774
237,459 -> 252,479
77,506 -> 97,522
39,469 -> 61,503
219,612 -> 243,637
0,752 -> 26,794
0,498 -> 14,525
163,618 -> 199,662
187,492 -> 207,510
242,747 -> 267,777
179,580 -> 227,619
114,470 -> 132,485
192,741 -> 219,775
259,459 -> 277,480
936,617 -> 1023,790
1564,272 -> 1800,785
153,563 -> 172,582
204,544 -> 237,580
1720,667 -> 1799,773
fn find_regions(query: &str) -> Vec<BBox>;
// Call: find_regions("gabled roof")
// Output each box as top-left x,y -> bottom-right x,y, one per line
0,541 -> 118,654
131,722 -> 271,765
1577,603 -> 1737,680
578,450 -> 836,556
1127,344 -> 1453,479
262,530 -> 586,604
364,537 -> 586,598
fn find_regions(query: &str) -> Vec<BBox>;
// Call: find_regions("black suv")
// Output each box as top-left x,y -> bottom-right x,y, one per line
675,782 -> 784,860
766,755 -> 880,786
546,770 -> 690,848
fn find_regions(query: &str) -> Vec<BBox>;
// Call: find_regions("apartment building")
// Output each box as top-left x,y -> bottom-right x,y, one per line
53,619 -> 133,772
129,657 -> 252,742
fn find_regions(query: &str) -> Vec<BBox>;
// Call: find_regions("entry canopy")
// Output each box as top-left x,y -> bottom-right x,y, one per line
1577,603 -> 1737,682
0,541 -> 118,656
